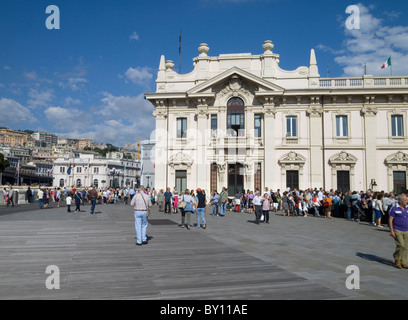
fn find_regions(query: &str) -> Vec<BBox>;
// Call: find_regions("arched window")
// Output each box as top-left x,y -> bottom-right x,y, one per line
227,97 -> 245,136
76,179 -> 81,187
59,179 -> 64,187
93,179 -> 98,188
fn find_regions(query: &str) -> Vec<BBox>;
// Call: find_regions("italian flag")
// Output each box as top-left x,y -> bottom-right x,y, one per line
381,57 -> 391,69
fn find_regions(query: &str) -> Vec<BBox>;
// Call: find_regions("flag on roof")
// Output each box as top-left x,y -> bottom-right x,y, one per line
381,57 -> 391,69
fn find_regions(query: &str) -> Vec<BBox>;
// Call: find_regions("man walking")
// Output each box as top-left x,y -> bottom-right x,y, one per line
7,186 -> 14,207
389,194 -> 408,269
130,186 -> 152,246
195,188 -> 207,229
164,187 -> 172,214
219,187 -> 228,217
253,191 -> 263,225
88,186 -> 99,215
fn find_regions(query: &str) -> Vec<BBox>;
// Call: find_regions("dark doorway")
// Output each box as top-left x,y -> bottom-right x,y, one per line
337,171 -> 350,192
286,170 -> 299,190
228,164 -> 244,196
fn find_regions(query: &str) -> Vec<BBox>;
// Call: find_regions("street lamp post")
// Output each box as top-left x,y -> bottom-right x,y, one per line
110,168 -> 122,188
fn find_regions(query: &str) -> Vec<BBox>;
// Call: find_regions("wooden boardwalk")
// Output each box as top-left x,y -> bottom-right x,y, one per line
0,204 -> 345,300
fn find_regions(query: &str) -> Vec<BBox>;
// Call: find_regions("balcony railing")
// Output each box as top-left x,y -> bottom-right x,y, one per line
319,76 -> 408,89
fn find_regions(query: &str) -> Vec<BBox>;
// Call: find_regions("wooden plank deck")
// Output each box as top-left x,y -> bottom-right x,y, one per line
0,204 -> 345,300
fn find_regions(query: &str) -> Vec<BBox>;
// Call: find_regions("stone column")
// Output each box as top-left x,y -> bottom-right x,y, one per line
263,103 -> 277,189
307,103 -> 324,188
153,106 -> 168,190
196,105 -> 209,190
361,103 -> 378,190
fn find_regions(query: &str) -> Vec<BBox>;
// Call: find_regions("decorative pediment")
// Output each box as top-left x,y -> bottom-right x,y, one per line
215,75 -> 254,99
278,151 -> 306,165
329,151 -> 358,165
169,152 -> 194,168
186,67 -> 285,97
385,151 -> 408,165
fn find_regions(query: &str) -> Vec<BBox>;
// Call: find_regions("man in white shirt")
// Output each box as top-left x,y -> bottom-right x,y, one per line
253,191 -> 263,225
130,186 -> 152,246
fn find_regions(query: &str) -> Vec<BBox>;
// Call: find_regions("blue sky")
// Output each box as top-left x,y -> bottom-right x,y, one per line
1,0 -> 407,146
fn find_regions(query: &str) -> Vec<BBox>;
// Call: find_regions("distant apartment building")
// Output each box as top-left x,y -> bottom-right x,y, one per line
76,139 -> 93,150
0,129 -> 28,147
31,131 -> 58,147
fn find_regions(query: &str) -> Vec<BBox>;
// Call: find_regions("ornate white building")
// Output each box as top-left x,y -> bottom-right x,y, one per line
145,41 -> 408,195
52,154 -> 141,189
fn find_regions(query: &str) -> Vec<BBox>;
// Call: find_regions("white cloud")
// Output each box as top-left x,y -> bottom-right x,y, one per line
123,67 -> 153,85
64,97 -> 81,106
0,98 -> 37,126
98,92 -> 154,120
54,92 -> 155,146
130,31 -> 139,41
45,106 -> 88,131
27,88 -> 54,108
24,71 -> 39,81
320,3 -> 408,76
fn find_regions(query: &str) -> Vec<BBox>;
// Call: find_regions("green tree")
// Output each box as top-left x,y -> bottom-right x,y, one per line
0,153 -> 10,173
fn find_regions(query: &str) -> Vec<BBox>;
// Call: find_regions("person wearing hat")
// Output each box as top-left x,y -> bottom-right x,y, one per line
195,188 -> 207,229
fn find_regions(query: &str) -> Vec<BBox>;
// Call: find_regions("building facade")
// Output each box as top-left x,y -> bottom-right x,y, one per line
52,153 -> 141,189
31,131 -> 58,147
145,41 -> 408,195
0,129 -> 28,147
140,139 -> 155,189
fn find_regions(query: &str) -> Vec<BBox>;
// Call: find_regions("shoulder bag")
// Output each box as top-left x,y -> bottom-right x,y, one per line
178,195 -> 186,209
140,193 -> 150,217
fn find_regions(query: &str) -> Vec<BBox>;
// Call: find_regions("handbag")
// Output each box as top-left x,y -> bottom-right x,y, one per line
178,195 -> 186,209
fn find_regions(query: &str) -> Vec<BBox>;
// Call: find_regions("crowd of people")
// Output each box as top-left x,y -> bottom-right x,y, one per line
3,184 -> 407,227
150,186 -> 408,228
3,184 -> 408,268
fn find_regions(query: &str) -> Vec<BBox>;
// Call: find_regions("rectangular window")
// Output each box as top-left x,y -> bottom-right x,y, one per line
254,114 -> 262,138
77,167 -> 82,173
286,116 -> 297,137
94,167 -> 99,174
177,118 -> 187,138
336,115 -> 348,137
391,115 -> 403,137
60,167 -> 65,173
175,170 -> 187,193
211,114 -> 217,131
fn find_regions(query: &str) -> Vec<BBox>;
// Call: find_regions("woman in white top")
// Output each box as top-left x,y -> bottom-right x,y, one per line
179,189 -> 195,230
375,194 -> 385,228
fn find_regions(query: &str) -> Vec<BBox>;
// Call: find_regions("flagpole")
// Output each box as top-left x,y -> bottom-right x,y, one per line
17,160 -> 20,186
179,29 -> 182,74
